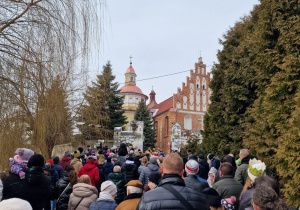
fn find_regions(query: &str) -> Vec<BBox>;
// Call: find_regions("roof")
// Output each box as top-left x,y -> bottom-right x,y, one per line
119,84 -> 148,99
125,64 -> 136,74
152,96 -> 174,117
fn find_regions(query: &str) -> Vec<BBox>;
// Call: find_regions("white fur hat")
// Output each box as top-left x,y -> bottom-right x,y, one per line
100,181 -> 117,196
0,198 -> 32,210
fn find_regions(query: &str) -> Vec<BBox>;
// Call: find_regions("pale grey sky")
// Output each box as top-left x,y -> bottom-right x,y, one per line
90,0 -> 260,104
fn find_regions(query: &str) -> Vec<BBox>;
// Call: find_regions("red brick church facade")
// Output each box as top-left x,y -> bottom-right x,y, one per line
148,58 -> 211,153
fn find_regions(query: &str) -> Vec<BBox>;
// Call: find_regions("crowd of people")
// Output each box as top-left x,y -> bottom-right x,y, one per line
0,144 -> 292,210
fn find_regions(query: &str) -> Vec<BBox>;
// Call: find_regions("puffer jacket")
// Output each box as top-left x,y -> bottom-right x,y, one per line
103,162 -> 114,180
118,143 -> 128,156
139,164 -> 160,189
121,161 -> 138,183
3,168 -> 52,210
138,164 -> 146,175
184,174 -> 209,193
59,156 -> 72,171
78,163 -> 99,187
198,159 -> 209,180
55,172 -> 72,210
90,192 -> 117,210
53,164 -> 63,179
136,174 -> 210,210
108,172 -> 127,204
70,158 -> 83,174
68,183 -> 97,210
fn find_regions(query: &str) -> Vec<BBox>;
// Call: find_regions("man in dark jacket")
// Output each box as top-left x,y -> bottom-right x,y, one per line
184,160 -> 209,193
121,156 -> 138,183
3,154 -> 52,210
198,154 -> 209,180
139,156 -> 160,190
137,153 -> 209,210
53,156 -> 63,179
213,162 -> 243,209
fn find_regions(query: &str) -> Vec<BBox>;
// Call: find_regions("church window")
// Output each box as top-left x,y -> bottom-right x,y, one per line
154,121 -> 158,138
165,117 -> 169,135
130,77 -> 134,82
184,115 -> 192,130
196,84 -> 199,89
203,85 -> 206,90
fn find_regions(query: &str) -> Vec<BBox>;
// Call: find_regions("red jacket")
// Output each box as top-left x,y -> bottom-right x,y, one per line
78,162 -> 99,187
59,156 -> 71,171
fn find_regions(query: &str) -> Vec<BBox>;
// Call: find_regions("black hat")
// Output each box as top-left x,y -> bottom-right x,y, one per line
148,172 -> 161,185
198,154 -> 205,159
107,157 -> 112,163
202,188 -> 222,208
27,154 -> 44,168
53,156 -> 59,164
78,147 -> 83,153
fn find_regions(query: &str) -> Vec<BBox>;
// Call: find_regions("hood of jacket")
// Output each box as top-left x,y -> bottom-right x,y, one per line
199,159 -> 209,167
72,183 -> 98,197
25,167 -> 48,185
82,163 -> 97,171
71,158 -> 81,164
241,155 -> 255,165
61,156 -> 71,163
148,164 -> 159,172
124,162 -> 136,171
109,172 -> 125,182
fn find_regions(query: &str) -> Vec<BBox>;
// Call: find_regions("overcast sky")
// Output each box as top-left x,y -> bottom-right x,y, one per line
89,0 -> 260,104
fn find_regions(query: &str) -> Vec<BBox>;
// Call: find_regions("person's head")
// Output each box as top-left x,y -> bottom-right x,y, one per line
125,180 -> 143,195
0,198 -> 33,210
64,151 -> 71,157
252,185 -> 286,210
79,175 -> 91,185
163,153 -> 184,176
87,145 -> 91,149
0,171 -> 7,181
149,156 -> 157,165
69,169 -> 78,186
202,188 -> 223,210
98,154 -> 105,164
100,181 -> 117,199
107,156 -> 112,163
219,162 -> 233,177
223,155 -> 236,168
198,154 -> 205,162
74,152 -> 81,159
141,156 -> 148,165
253,176 -> 279,195
187,149 -> 192,155
148,172 -> 161,190
65,165 -> 74,173
78,147 -> 83,153
87,156 -> 94,164
239,149 -> 250,160
43,162 -> 52,175
53,156 -> 59,165
113,165 -> 121,173
27,154 -> 44,168
185,160 -> 199,176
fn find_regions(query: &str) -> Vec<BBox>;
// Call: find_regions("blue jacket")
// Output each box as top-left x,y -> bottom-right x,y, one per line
89,200 -> 117,210
52,164 -> 63,179
103,162 -> 114,180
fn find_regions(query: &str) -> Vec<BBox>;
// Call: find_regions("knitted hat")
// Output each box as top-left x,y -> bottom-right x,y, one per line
15,148 -> 34,162
74,152 -> 81,159
125,180 -> 143,189
44,162 -> 52,172
202,188 -> 222,208
46,159 -> 54,166
148,172 -> 161,185
149,156 -> 157,165
248,158 -> 266,181
185,160 -> 199,175
91,150 -> 96,155
53,156 -> 59,164
64,151 -> 71,156
221,196 -> 236,210
0,198 -> 33,210
27,154 -> 44,168
100,181 -> 117,196
87,156 -> 94,164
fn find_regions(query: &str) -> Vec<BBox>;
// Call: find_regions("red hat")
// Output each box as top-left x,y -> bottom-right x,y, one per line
47,159 -> 54,166
87,157 -> 94,164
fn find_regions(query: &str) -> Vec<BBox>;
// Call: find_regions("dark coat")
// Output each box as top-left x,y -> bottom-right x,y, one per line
121,161 -> 138,183
118,143 -> 128,156
103,162 -> 114,180
198,159 -> 209,180
108,172 -> 127,204
3,168 -> 52,210
90,200 -> 117,210
136,174 -> 210,210
50,169 -> 59,189
96,164 -> 106,194
52,164 -> 63,179
55,172 -> 73,210
239,188 -> 254,210
184,175 -> 209,193
139,164 -> 160,189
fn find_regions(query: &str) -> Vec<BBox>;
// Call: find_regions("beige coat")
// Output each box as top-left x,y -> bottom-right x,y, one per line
70,158 -> 83,174
68,183 -> 98,210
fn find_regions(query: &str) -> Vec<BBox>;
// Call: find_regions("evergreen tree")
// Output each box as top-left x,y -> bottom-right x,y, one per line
133,99 -> 156,150
79,61 -> 127,140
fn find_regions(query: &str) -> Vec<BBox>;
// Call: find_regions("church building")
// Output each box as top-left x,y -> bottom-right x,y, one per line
119,61 -> 148,131
148,57 -> 211,153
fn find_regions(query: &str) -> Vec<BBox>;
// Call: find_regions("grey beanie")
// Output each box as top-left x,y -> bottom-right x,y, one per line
100,181 -> 117,196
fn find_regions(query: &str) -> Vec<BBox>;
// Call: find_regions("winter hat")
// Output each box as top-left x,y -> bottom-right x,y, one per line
125,180 -> 143,189
46,159 -> 54,166
87,156 -> 94,164
188,154 -> 197,160
113,165 -> 121,173
100,181 -> 117,196
91,150 -> 96,155
64,151 -> 71,156
198,154 -> 205,160
221,196 -> 236,210
74,152 -> 81,159
202,188 -> 222,208
0,198 -> 33,210
53,156 -> 59,164
44,162 -> 52,172
15,148 -> 34,162
149,156 -> 157,165
248,158 -> 266,181
27,154 -> 44,168
148,172 -> 161,185
78,147 -> 83,153
185,160 -> 199,175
